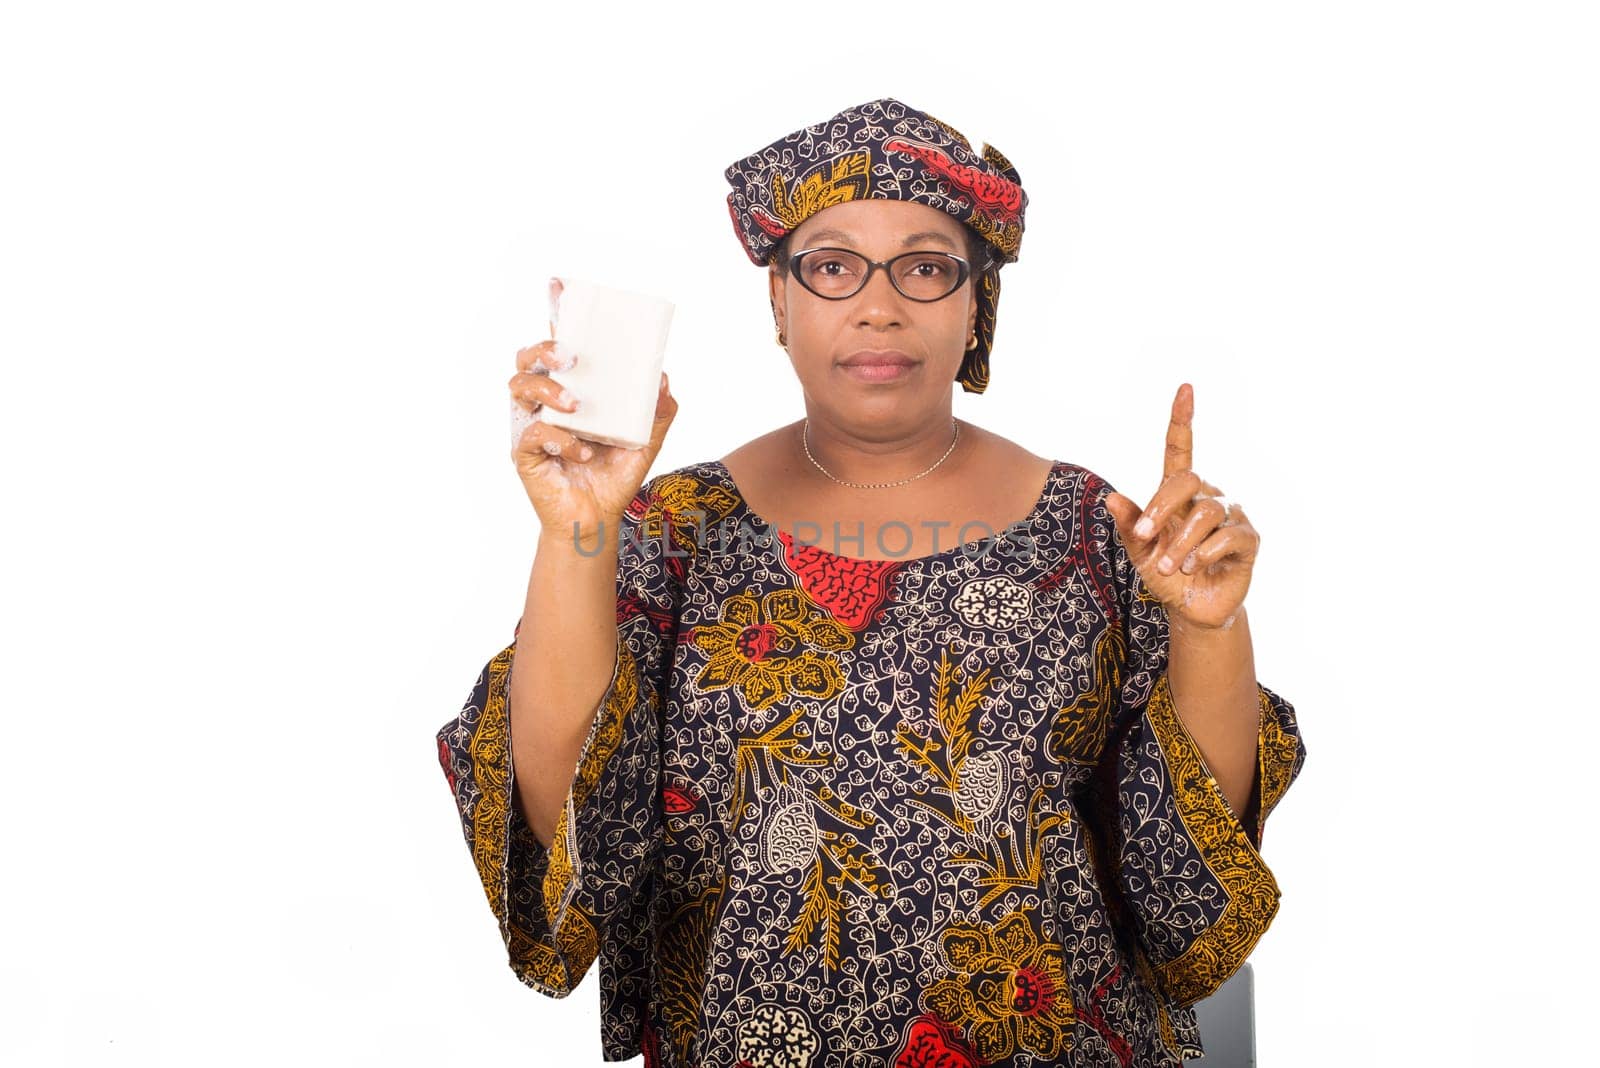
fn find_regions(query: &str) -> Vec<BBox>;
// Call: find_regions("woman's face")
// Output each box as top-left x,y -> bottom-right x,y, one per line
769,200 -> 979,423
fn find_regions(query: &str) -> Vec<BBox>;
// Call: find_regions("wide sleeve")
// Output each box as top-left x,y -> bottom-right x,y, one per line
1086,477 -> 1308,1009
434,480 -> 683,998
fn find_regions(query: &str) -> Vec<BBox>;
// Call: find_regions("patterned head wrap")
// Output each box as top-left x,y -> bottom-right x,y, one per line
723,97 -> 1028,394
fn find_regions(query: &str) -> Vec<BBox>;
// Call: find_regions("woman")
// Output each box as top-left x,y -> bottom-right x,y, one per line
437,98 -> 1307,1068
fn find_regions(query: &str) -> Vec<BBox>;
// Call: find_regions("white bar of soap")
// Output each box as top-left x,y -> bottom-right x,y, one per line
536,276 -> 674,451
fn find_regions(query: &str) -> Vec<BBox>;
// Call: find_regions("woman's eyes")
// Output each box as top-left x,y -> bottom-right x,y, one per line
809,253 -> 953,277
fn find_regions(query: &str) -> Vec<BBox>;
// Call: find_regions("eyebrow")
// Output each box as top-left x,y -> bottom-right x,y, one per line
800,228 -> 960,252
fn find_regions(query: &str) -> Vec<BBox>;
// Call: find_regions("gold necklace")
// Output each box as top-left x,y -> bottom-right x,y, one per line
802,418 -> 961,489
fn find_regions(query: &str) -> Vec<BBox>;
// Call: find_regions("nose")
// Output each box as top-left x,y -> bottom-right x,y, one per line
854,262 -> 908,326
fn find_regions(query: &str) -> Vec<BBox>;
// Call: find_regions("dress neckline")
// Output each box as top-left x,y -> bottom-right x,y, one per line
707,458 -> 1063,568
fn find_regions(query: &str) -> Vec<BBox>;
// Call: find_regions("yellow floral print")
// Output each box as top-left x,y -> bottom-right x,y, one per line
923,909 -> 1077,1063
691,588 -> 854,712
769,152 -> 871,229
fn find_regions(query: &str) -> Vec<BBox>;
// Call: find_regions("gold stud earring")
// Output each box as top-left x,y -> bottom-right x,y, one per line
776,329 -> 787,347
966,333 -> 979,351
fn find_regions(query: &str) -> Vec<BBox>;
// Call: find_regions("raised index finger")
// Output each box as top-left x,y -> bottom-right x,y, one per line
1163,382 -> 1195,480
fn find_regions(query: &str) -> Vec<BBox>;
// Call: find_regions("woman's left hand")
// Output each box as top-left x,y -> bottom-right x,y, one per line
1104,383 -> 1259,630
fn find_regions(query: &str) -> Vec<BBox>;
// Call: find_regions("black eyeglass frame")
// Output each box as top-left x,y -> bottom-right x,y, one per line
785,246 -> 993,303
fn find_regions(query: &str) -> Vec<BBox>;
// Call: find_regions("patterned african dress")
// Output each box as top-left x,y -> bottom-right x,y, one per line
436,458 -> 1308,1067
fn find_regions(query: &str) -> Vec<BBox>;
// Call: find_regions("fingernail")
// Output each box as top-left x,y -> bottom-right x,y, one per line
1181,551 -> 1197,574
659,372 -> 668,393
1135,515 -> 1155,538
542,440 -> 561,455
548,277 -> 563,325
551,341 -> 578,369
1158,555 -> 1174,574
558,388 -> 577,409
579,445 -> 593,461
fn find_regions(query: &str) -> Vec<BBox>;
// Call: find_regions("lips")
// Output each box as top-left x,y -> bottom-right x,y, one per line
841,350 -> 918,367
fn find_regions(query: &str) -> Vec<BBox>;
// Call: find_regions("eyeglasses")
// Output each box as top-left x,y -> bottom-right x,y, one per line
786,247 -> 989,303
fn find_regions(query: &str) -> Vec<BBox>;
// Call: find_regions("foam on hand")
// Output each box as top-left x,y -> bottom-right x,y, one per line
509,394 -> 538,452
535,276 -> 674,451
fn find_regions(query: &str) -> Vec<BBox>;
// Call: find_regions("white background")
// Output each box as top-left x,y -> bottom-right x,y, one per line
4,1 -> 1595,1064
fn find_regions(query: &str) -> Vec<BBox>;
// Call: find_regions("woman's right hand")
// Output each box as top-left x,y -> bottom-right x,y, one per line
509,339 -> 678,553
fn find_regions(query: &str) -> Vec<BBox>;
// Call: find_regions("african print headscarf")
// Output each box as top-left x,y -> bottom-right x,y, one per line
723,97 -> 1029,395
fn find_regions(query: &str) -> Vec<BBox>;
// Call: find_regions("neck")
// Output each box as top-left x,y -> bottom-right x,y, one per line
799,413 -> 963,486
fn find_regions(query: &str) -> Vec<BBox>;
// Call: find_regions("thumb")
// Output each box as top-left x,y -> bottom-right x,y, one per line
639,372 -> 678,461
1103,490 -> 1144,547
